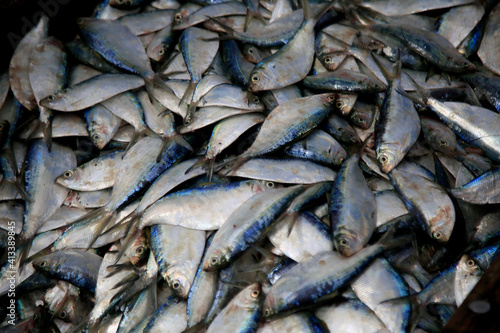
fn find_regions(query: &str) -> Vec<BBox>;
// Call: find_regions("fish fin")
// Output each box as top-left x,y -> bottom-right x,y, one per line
113,219 -> 141,265
105,262 -> 137,278
156,136 -> 171,163
149,74 -> 176,104
378,225 -> 413,251
40,108 -> 53,152
184,157 -> 207,175
312,0 -> 335,22
70,315 -> 91,333
112,273 -> 139,290
182,321 -> 209,333
217,155 -> 250,176
16,236 -> 35,276
207,157 -> 216,182
12,179 -> 30,202
424,66 -> 439,83
202,17 -> 236,41
184,99 -> 200,126
399,74 -> 430,105
85,211 -> 115,250
179,81 -> 196,118
464,83 -> 482,107
123,130 -> 143,158
372,50 -> 401,81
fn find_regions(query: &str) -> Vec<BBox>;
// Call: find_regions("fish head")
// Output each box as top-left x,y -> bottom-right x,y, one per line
55,168 -> 78,188
328,146 -> 346,166
148,43 -> 169,63
88,125 -> 110,150
376,148 -> 399,174
248,68 -> 273,92
39,92 -> 66,110
335,93 -> 357,116
126,232 -> 149,267
33,255 -> 55,274
429,204 -> 455,243
167,265 -> 192,299
458,254 -> 481,274
203,247 -> 229,272
243,45 -> 261,63
241,283 -> 262,310
334,230 -> 363,257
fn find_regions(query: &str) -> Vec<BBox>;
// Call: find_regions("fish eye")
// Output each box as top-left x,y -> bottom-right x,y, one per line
374,84 -> 379,88
264,308 -> 271,316
63,170 -> 73,178
59,311 -> 67,319
172,280 -> 181,290
467,259 -> 476,268
336,101 -> 344,108
247,48 -> 254,54
327,95 -> 335,102
92,134 -> 100,141
339,239 -> 349,246
47,95 -> 56,101
338,157 -> 344,164
174,13 -> 183,22
324,56 -> 332,64
266,181 -> 274,188
39,260 -> 47,267
251,75 -> 260,82
433,231 -> 443,239
439,140 -> 448,147
251,290 -> 260,298
210,257 -> 219,265
252,96 -> 260,104
379,155 -> 388,164
158,49 -> 165,55
135,246 -> 145,256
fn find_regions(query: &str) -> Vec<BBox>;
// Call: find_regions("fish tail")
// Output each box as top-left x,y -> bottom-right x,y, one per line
70,315 -> 92,333
184,99 -> 200,126
113,217 -> 141,265
372,51 -> 401,81
378,225 -> 413,252
16,235 -> 35,276
12,179 -> 30,202
464,83 -> 482,107
202,17 -> 236,41
85,211 -> 115,251
149,73 -> 175,104
40,107 -> 53,152
179,81 -> 196,119
124,129 -> 146,158
184,157 -> 208,175
217,155 -> 249,176
396,74 -> 429,106
207,157 -> 216,182
312,0 -> 335,22
183,321 -> 209,333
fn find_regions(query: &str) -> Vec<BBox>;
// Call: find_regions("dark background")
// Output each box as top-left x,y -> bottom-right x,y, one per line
0,0 -> 101,71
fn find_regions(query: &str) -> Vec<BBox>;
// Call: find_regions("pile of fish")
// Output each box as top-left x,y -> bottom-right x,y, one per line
2,0 -> 500,331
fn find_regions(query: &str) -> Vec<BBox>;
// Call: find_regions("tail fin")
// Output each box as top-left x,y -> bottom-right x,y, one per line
40,108 -> 53,153
17,235 -> 35,276
179,81 -> 197,124
378,225 -> 412,252
113,216 -> 141,265
372,50 -> 401,82
202,17 -> 237,42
